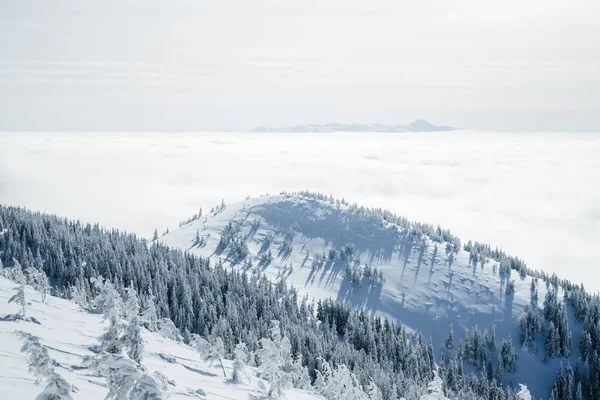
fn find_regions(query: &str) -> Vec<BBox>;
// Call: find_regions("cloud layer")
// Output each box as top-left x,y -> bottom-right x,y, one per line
1,131 -> 599,290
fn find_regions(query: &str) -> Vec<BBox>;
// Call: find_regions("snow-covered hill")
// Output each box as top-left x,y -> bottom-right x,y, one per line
0,276 -> 322,400
160,192 -> 580,399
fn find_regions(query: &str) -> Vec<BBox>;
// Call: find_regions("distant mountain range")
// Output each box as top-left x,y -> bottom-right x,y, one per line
250,119 -> 457,133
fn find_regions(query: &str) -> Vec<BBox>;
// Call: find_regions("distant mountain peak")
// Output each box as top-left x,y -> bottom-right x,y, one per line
250,120 -> 458,133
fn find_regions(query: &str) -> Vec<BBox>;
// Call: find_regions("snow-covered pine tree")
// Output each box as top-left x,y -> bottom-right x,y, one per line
499,336 -> 517,373
367,379 -> 383,400
192,335 -> 226,377
517,384 -> 532,400
313,357 -> 333,397
99,282 -> 124,354
290,353 -> 311,390
130,374 -> 166,400
123,283 -> 144,365
330,364 -> 368,400
33,268 -> 50,303
143,288 -> 158,332
257,320 -> 292,399
445,324 -> 454,350
576,381 -> 583,400
70,277 -> 88,308
93,353 -> 141,400
232,342 -> 250,384
545,321 -> 560,361
9,284 -> 27,316
157,318 -> 182,342
35,372 -> 73,400
485,325 -> 497,353
19,332 -> 53,384
152,371 -> 170,397
3,258 -> 26,284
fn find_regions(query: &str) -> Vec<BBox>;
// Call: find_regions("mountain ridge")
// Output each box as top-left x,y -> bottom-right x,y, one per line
250,120 -> 458,133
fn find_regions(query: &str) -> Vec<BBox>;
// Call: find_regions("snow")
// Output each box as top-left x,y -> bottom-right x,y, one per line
0,131 -> 599,290
0,277 -> 323,400
160,192 -> 581,399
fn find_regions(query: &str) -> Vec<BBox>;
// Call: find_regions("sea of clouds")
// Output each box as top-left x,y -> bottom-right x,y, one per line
1,131 -> 599,290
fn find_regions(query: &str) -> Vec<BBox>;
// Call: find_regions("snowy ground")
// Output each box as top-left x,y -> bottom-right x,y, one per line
160,193 -> 582,399
0,277 -> 322,400
0,131 -> 599,290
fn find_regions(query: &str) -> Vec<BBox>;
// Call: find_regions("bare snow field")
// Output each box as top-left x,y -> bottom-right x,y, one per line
0,131 -> 599,290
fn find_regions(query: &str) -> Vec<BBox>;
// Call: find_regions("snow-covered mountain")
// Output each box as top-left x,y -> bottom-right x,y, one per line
0,276 -> 322,400
250,120 -> 457,133
160,192 -> 579,399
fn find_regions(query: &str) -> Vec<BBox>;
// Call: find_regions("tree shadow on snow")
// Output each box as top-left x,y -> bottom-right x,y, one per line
251,198 -> 398,264
248,395 -> 268,400
182,363 -> 218,377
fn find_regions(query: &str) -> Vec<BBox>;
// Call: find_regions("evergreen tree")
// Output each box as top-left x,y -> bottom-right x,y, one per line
35,372 -> 73,400
232,342 -> 250,384
545,321 -> 560,360
290,353 -> 311,390
517,384 -> 532,400
143,288 -> 158,332
486,326 -> 497,353
33,268 -> 50,303
99,282 -> 124,354
192,335 -> 226,377
445,324 -> 454,350
123,284 -> 144,365
367,379 -> 383,400
9,284 -> 27,316
92,353 -> 141,400
257,321 -> 292,399
19,332 -> 53,384
130,374 -> 166,400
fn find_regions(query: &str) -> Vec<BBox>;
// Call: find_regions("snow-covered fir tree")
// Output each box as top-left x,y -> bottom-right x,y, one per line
142,288 -> 158,332
19,332 -> 54,384
517,384 -> 532,400
444,324 -> 454,350
257,320 -> 293,399
35,372 -> 73,400
123,283 -> 144,365
192,335 -> 227,377
96,353 -> 138,398
290,353 -> 312,390
232,342 -> 250,384
98,281 -> 124,354
9,284 -> 27,316
367,379 -> 383,400
130,374 -> 166,400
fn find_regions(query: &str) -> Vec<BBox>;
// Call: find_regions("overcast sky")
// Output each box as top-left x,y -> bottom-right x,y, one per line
1,0 -> 599,131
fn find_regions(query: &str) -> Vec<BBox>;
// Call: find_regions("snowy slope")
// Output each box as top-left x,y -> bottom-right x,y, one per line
160,193 -> 580,398
0,277 -> 322,400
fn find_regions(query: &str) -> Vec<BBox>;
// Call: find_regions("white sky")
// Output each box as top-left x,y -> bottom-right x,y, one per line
1,0 -> 599,131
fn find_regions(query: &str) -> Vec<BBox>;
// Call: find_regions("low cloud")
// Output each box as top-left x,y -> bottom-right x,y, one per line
0,131 -> 599,290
